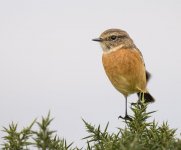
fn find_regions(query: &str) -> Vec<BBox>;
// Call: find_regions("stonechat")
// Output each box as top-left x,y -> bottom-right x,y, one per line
92,28 -> 154,120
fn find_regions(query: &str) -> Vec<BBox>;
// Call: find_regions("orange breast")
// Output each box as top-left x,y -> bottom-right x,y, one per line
102,48 -> 146,96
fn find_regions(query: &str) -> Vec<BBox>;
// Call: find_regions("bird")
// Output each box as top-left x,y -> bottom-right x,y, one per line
92,28 -> 154,120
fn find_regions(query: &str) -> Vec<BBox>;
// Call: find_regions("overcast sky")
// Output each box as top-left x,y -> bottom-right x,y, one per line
0,0 -> 181,148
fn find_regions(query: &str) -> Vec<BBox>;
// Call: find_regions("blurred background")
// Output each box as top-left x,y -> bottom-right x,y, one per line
0,0 -> 181,147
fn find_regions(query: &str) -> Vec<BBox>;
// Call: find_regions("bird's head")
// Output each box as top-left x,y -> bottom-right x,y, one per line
92,29 -> 136,53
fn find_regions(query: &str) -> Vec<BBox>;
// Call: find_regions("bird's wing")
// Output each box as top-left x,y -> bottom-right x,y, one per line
136,48 -> 151,82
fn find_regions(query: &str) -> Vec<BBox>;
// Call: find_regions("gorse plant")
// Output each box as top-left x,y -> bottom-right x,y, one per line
83,103 -> 181,150
2,120 -> 35,150
1,102 -> 181,150
32,112 -> 73,150
2,113 -> 73,150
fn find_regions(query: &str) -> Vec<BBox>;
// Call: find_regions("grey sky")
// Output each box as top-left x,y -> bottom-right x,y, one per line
0,0 -> 181,147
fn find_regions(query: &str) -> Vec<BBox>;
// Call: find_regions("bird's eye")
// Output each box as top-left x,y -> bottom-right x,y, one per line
110,35 -> 117,41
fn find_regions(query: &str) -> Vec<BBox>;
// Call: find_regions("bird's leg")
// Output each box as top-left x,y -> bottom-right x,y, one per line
125,96 -> 128,117
131,92 -> 142,106
141,92 -> 145,103
119,96 -> 132,120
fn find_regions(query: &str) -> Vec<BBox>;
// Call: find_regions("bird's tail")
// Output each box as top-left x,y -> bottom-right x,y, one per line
137,92 -> 155,103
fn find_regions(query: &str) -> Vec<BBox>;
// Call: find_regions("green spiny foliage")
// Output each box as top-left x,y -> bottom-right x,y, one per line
1,112 -> 74,150
1,102 -> 181,150
2,120 -> 35,150
82,103 -> 181,150
32,111 -> 74,150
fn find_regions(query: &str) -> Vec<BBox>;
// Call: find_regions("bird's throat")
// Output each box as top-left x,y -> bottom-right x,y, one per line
103,44 -> 124,54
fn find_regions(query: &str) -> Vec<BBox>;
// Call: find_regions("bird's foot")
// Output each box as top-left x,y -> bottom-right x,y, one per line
131,101 -> 142,106
118,115 -> 132,121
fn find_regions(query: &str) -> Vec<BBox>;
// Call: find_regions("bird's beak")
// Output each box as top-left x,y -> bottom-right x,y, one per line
92,38 -> 103,42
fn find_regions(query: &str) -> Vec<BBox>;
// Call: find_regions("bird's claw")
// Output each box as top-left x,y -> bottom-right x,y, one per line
131,101 -> 142,106
118,115 -> 132,121
131,102 -> 137,106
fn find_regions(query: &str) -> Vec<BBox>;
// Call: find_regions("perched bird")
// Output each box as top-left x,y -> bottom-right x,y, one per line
92,29 -> 154,120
